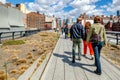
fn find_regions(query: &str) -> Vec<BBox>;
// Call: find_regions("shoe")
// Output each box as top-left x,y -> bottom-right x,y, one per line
90,55 -> 94,60
72,60 -> 75,63
94,70 -> 101,75
83,54 -> 86,57
78,57 -> 81,61
90,57 -> 94,60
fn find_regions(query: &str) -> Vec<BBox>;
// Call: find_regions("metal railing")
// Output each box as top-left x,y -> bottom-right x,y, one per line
0,29 -> 40,44
106,31 -> 120,45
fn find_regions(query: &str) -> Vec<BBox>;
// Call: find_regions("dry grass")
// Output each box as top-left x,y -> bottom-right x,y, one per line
102,43 -> 120,68
0,31 -> 59,80
0,70 -> 6,80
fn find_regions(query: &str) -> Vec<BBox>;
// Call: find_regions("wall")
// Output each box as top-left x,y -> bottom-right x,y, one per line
0,4 -> 25,32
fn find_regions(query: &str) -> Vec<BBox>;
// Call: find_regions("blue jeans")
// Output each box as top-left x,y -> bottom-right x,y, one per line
92,41 -> 104,73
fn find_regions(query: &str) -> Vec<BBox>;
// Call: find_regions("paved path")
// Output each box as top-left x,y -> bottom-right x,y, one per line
40,35 -> 120,80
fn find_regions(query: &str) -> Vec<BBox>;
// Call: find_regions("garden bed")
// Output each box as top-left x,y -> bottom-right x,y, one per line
102,43 -> 120,68
0,31 -> 59,80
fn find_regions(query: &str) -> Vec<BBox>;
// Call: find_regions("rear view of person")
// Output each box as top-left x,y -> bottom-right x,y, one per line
83,21 -> 94,60
70,17 -> 85,63
86,16 -> 107,75
64,26 -> 68,39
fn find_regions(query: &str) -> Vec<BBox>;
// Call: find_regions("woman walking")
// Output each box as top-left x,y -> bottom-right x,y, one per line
86,16 -> 107,75
83,21 -> 94,60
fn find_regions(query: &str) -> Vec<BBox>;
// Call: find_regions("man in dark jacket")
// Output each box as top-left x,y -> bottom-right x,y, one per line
70,17 -> 85,63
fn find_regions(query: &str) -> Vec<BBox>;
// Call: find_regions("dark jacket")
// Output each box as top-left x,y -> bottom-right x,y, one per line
64,27 -> 68,34
70,22 -> 85,39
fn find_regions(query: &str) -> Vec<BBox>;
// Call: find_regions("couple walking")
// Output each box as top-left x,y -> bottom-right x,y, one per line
70,16 -> 107,75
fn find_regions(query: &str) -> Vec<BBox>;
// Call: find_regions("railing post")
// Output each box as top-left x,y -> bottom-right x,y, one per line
25,31 -> 27,36
0,33 -> 2,44
12,32 -> 15,40
20,31 -> 22,37
116,33 -> 119,45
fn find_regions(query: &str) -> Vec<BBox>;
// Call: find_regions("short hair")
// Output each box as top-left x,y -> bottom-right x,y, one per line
85,21 -> 91,28
77,17 -> 82,22
94,16 -> 101,23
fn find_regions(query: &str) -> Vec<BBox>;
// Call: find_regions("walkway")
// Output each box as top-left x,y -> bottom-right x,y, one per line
40,35 -> 120,80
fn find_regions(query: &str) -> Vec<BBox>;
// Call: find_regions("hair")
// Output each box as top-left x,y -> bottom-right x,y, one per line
94,16 -> 101,23
85,21 -> 91,29
118,18 -> 120,22
77,17 -> 82,23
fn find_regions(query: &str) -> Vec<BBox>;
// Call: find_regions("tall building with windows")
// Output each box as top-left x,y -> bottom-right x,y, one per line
117,10 -> 120,17
26,12 -> 45,30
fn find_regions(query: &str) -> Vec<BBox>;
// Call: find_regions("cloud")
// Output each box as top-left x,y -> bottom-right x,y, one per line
69,0 -> 103,17
0,0 -> 6,3
100,0 -> 120,15
26,0 -> 119,19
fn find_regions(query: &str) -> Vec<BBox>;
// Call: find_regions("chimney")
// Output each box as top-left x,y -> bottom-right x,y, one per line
16,4 -> 21,10
5,3 -> 11,7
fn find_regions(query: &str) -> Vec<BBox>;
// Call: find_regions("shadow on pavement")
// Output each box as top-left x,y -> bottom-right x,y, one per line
53,52 -> 95,73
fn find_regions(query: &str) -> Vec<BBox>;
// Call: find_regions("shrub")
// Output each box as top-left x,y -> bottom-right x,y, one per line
3,40 -> 25,46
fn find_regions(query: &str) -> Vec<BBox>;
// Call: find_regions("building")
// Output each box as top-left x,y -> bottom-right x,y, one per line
45,16 -> 57,30
16,3 -> 30,14
117,10 -> 120,17
26,12 -> 45,30
0,3 -> 25,31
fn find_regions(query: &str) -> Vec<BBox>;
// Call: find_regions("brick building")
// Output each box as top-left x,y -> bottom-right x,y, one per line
26,12 -> 45,30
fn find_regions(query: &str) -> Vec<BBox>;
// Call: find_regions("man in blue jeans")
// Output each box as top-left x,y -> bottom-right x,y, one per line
70,17 -> 85,63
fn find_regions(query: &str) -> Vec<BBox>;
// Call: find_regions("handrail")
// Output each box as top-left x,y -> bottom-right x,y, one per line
106,31 -> 120,45
0,29 -> 40,44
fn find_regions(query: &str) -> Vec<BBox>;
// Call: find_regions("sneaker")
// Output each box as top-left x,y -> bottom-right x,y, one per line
90,55 -> 94,60
90,57 -> 94,60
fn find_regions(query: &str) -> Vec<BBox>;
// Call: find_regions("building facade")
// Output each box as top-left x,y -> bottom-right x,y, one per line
0,3 -> 25,31
117,10 -> 120,17
26,12 -> 45,30
45,16 -> 57,29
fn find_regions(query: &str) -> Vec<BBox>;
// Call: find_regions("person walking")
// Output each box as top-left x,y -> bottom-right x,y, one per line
70,17 -> 85,63
83,21 -> 94,60
86,16 -> 107,75
64,25 -> 68,39
61,27 -> 64,35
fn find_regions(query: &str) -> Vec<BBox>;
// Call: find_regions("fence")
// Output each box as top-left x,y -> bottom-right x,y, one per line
0,29 -> 40,44
106,31 -> 120,45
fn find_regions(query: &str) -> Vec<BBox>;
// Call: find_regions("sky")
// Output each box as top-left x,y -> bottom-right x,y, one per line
0,0 -> 120,19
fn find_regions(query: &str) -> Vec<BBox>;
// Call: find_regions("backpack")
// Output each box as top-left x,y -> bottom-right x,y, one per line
90,27 -> 102,43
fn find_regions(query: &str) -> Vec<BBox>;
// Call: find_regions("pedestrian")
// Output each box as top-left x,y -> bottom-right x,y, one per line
64,25 -> 68,39
70,17 -> 85,63
83,21 -> 94,60
61,27 -> 64,35
86,16 -> 107,75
